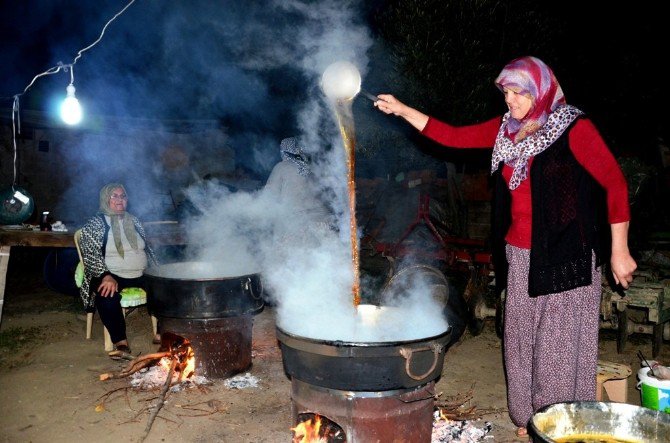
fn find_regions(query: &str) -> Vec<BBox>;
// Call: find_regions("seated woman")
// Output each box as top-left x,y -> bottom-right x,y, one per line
78,183 -> 157,359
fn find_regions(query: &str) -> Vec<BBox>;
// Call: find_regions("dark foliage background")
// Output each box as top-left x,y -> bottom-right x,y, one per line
370,0 -> 666,163
359,0 -> 668,241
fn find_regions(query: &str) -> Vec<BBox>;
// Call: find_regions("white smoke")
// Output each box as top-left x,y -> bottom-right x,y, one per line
178,0 -> 449,342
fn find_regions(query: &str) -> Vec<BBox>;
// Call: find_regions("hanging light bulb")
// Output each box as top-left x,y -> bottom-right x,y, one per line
60,83 -> 83,125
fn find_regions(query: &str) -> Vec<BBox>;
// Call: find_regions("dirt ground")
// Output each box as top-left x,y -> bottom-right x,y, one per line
1,249 -> 667,443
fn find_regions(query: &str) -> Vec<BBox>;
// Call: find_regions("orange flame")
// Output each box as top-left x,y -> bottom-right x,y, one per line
291,415 -> 326,443
158,348 -> 196,381
159,356 -> 171,371
182,348 -> 195,379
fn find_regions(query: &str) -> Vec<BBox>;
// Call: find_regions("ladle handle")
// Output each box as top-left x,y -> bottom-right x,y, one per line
400,343 -> 443,381
359,89 -> 378,102
637,350 -> 656,378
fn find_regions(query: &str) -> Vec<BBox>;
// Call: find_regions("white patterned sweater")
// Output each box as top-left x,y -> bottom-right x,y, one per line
78,213 -> 157,309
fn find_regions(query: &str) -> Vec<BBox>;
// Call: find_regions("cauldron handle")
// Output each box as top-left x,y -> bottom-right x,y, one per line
244,277 -> 263,300
399,343 -> 443,381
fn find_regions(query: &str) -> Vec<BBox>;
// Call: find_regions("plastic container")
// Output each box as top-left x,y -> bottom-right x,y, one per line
637,367 -> 670,413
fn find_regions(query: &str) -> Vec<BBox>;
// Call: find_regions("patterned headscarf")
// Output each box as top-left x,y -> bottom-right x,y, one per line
280,137 -> 310,177
99,183 -> 138,258
491,56 -> 583,189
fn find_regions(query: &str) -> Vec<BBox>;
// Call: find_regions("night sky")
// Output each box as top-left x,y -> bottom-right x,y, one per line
0,1 -> 320,131
1,1 -> 666,147
0,0 -> 667,224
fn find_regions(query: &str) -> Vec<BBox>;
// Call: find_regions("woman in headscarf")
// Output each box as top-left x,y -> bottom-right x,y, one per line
79,183 -> 157,360
263,136 -> 333,228
374,56 -> 637,437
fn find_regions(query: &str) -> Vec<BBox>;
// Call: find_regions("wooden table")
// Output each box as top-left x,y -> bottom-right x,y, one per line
0,223 -> 186,326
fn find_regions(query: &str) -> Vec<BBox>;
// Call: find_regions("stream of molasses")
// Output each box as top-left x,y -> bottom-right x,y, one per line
334,99 -> 360,306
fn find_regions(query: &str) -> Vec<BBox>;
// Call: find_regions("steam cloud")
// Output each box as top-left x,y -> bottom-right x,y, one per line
7,0 -> 450,341
178,1 -> 449,341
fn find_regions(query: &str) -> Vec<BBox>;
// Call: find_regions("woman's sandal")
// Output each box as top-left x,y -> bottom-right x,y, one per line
516,427 -> 528,438
109,344 -> 133,361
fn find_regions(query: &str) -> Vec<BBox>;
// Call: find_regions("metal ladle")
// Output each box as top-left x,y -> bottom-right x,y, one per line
320,61 -> 377,102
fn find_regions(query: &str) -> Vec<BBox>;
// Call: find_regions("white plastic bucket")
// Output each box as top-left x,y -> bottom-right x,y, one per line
637,367 -> 670,413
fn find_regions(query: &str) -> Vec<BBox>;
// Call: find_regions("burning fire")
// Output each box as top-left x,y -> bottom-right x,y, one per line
291,414 -> 323,442
159,347 -> 195,381
291,414 -> 344,443
182,348 -> 195,378
157,332 -> 196,381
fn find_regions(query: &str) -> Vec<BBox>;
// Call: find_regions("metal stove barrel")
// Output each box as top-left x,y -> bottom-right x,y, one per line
145,261 -> 264,379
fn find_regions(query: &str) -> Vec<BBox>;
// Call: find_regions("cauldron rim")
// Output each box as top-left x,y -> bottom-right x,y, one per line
276,324 -> 451,348
276,323 -> 452,390
145,261 -> 261,281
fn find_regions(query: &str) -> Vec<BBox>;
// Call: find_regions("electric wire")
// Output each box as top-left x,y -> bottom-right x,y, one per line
2,0 -> 136,186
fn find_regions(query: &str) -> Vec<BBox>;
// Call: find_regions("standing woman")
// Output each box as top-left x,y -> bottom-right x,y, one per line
263,136 -> 332,227
79,183 -> 157,360
374,56 -> 637,436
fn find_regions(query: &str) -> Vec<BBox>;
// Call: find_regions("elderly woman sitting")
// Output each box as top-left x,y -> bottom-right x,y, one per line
78,183 -> 157,359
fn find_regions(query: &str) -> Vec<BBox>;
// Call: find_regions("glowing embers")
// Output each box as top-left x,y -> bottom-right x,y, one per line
128,331 -> 197,390
100,331 -> 201,389
291,413 -> 345,443
431,409 -> 493,442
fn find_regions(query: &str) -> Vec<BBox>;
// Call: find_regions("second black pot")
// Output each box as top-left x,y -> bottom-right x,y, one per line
145,261 -> 264,319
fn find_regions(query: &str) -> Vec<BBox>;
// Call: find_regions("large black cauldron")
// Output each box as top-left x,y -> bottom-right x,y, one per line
145,261 -> 264,319
277,318 -> 451,391
144,261 -> 264,379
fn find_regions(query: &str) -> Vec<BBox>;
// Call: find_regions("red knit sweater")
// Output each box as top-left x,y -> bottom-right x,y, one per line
422,116 -> 630,248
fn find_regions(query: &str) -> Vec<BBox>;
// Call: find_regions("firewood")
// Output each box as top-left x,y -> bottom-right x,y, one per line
122,351 -> 171,369
140,357 -> 177,442
99,351 -> 171,381
100,360 -> 155,380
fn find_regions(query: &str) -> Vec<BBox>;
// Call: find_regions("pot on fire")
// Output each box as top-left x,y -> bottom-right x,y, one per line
277,310 -> 451,391
144,261 -> 264,379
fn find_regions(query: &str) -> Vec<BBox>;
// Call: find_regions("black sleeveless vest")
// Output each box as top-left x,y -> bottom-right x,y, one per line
491,118 -> 609,297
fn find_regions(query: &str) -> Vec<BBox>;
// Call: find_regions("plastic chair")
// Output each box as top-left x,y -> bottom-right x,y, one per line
73,229 -> 158,351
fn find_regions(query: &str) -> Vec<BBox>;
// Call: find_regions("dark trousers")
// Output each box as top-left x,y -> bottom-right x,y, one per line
90,274 -> 145,345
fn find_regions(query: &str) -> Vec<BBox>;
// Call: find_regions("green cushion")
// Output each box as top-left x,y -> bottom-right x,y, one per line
120,287 -> 147,307
74,262 -> 84,288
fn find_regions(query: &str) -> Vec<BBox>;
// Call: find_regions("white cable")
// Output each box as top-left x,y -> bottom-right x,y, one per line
72,0 -> 137,66
15,0 -> 136,99
5,0 -> 137,186
11,96 -> 19,186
